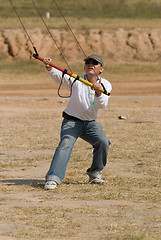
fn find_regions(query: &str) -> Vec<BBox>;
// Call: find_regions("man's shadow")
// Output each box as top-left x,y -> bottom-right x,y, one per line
0,179 -> 88,189
0,179 -> 45,189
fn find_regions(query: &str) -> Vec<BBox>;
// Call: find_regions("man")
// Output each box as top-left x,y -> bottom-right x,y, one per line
43,54 -> 112,190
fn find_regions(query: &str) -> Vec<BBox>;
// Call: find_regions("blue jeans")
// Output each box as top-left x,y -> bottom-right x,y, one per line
46,118 -> 111,184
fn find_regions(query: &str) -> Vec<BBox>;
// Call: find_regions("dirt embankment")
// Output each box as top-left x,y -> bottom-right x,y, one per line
1,28 -> 161,61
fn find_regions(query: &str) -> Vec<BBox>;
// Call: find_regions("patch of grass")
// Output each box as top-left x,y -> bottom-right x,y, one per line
5,206 -> 89,239
3,201 -> 160,240
1,59 -> 161,84
2,0 -> 161,18
105,62 -> 161,75
0,59 -> 43,75
1,17 -> 161,30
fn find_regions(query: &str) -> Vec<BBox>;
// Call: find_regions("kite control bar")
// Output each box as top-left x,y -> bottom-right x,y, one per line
33,53 -> 110,96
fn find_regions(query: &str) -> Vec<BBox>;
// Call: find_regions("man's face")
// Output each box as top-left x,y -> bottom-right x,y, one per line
84,58 -> 104,77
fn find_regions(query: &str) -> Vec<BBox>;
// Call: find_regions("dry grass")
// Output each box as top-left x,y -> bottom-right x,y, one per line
1,59 -> 161,98
0,52 -> 161,240
0,91 -> 161,239
2,0 -> 161,18
1,17 -> 161,30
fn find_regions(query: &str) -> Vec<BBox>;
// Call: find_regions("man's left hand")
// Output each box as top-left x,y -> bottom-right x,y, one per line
91,82 -> 101,95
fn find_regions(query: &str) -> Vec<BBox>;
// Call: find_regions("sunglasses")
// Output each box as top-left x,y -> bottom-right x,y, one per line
85,59 -> 99,65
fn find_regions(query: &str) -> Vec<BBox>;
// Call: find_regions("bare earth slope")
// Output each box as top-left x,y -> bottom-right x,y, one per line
1,28 -> 161,61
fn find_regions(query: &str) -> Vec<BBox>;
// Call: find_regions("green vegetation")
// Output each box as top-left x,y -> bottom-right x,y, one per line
1,0 -> 161,19
1,17 -> 161,30
1,59 -> 161,80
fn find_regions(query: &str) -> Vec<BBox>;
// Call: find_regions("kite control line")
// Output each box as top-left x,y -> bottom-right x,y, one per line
32,0 -> 72,73
8,0 -> 38,56
52,0 -> 87,57
33,54 -> 110,96
9,0 -> 110,96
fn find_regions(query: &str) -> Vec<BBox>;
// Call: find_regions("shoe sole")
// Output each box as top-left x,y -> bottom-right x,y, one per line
44,184 -> 57,190
89,179 -> 105,184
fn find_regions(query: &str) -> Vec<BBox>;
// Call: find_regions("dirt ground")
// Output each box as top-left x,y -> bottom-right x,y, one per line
0,69 -> 161,240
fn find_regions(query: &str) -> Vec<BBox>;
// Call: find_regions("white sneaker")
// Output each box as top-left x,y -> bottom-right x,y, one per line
44,181 -> 57,190
87,170 -> 105,184
89,177 -> 105,184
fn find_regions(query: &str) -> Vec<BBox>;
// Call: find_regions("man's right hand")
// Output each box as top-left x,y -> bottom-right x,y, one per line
43,57 -> 52,70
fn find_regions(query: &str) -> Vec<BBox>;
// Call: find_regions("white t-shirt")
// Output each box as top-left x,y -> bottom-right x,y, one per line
47,67 -> 112,121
